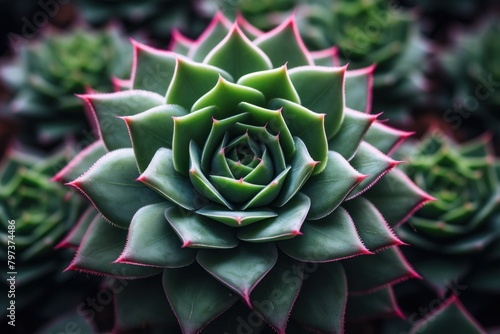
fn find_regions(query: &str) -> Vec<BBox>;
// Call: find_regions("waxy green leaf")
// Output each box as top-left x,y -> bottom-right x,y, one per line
118,203 -> 196,268
196,203 -> 277,227
197,242 -> 278,306
238,66 -> 300,103
163,264 -> 239,334
165,206 -> 238,249
70,149 -> 164,228
124,104 -> 188,172
279,207 -> 370,262
344,65 -> 375,114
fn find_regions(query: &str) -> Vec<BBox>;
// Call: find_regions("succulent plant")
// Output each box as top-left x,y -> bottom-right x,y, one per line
440,17 -> 500,138
54,13 -> 432,333
0,146 -> 92,332
393,131 -> 500,332
292,0 -> 427,123
0,27 -> 132,147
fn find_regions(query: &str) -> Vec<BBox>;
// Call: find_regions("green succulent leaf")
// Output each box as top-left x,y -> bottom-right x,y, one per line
192,78 -> 265,116
56,206 -> 98,249
124,104 -> 188,173
162,264 -> 239,334
237,65 -> 300,103
70,149 -> 164,228
131,40 -> 177,95
165,58 -> 232,110
197,242 -> 278,305
346,286 -> 403,321
292,262 -> 347,334
139,148 -> 202,211
328,108 -> 377,161
409,296 -> 485,334
279,207 -> 370,262
269,98 -> 327,174
254,17 -> 313,68
288,65 -> 345,138
68,215 -> 161,278
114,275 -> 177,332
364,169 -> 433,227
344,65 -> 375,114
238,192 -> 311,242
274,137 -> 317,207
241,166 -> 291,210
342,197 -> 403,252
165,206 -> 238,249
301,151 -> 365,220
188,13 -> 231,62
342,248 -> 419,293
53,140 -> 107,184
364,121 -> 412,155
203,25 -> 272,79
348,142 -> 399,198
196,203 -> 278,227
250,256 -> 304,333
83,90 -> 164,151
117,203 -> 196,268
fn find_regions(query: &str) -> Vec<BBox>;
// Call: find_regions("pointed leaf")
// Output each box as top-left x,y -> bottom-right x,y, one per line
188,12 -> 231,62
342,247 -> 420,294
251,256 -> 304,333
237,65 -> 300,103
269,98 -> 328,174
81,91 -> 164,151
197,242 -> 278,306
346,286 -> 403,321
254,16 -> 313,68
168,29 -> 193,56
345,65 -> 375,114
139,148 -> 203,211
210,175 -> 265,203
364,169 -> 434,227
68,215 -> 161,278
288,65 -> 345,138
196,203 -> 277,227
192,78 -> 265,116
130,40 -> 177,95
163,264 -> 239,334
311,47 -> 340,67
114,275 -> 176,332
56,207 -> 98,249
70,149 -> 164,228
348,141 -> 400,199
364,121 -> 413,155
165,58 -> 232,110
117,203 -> 196,268
279,207 -> 370,262
238,192 -> 310,242
204,25 -> 272,79
53,140 -> 107,184
165,206 -> 238,249
241,166 -> 291,210
328,108 -> 377,161
342,197 -> 403,252
189,141 -> 233,209
409,296 -> 486,334
301,151 -> 365,220
124,104 -> 188,172
275,137 -> 317,206
292,262 -> 347,334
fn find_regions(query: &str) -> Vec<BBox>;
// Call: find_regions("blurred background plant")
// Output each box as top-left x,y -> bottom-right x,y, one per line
0,145 -> 99,333
386,131 -> 500,333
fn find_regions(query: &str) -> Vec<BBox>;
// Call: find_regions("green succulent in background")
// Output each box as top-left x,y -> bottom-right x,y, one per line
392,131 -> 500,333
0,146 -> 93,332
295,0 -> 427,123
54,13 -> 432,333
74,0 -> 207,42
441,17 -> 500,138
0,27 -> 132,147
